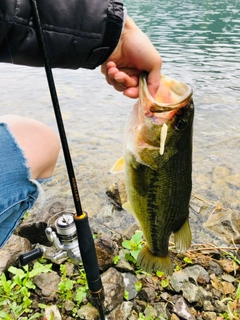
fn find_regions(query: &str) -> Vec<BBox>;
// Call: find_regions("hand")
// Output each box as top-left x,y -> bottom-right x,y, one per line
101,16 -> 162,98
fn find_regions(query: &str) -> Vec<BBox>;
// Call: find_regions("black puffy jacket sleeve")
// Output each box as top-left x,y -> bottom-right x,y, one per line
0,0 -> 124,69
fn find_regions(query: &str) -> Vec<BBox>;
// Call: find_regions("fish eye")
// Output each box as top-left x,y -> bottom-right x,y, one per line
175,118 -> 187,131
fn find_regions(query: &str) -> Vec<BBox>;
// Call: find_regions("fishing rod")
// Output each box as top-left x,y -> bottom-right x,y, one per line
29,1 -> 105,318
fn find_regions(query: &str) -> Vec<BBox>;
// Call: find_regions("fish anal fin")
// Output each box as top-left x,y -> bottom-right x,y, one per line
137,245 -> 173,276
174,219 -> 192,252
110,157 -> 124,174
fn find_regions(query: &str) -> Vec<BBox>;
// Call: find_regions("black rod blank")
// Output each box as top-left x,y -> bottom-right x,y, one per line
30,0 -> 82,216
30,1 -> 105,318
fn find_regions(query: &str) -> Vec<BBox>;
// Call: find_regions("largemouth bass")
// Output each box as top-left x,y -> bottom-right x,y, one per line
112,73 -> 194,275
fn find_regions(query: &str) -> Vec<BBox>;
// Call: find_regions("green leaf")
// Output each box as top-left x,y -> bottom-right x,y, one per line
0,310 -> 12,320
132,231 -> 143,244
236,282 -> 240,299
29,262 -> 52,278
0,273 -> 11,295
122,240 -> 132,250
38,303 -> 48,309
124,252 -> 136,263
183,257 -> 193,264
156,271 -> 165,278
124,290 -> 129,300
113,255 -> 120,265
8,266 -> 25,279
130,249 -> 140,260
135,281 -> 142,292
161,278 -> 169,288
28,313 -> 44,320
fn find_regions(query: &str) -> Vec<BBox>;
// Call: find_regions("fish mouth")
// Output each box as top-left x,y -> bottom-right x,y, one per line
135,73 -> 194,156
139,72 -> 193,120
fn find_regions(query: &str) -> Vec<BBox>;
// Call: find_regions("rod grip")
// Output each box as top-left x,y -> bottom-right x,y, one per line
74,213 -> 103,295
19,248 -> 44,266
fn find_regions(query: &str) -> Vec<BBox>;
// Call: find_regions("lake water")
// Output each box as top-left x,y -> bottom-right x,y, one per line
1,0 -> 240,243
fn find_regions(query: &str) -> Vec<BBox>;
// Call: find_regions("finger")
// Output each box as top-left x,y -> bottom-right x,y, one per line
123,87 -> 139,99
147,69 -> 161,98
114,72 -> 139,88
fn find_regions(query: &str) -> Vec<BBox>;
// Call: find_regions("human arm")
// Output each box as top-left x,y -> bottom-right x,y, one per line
0,0 -> 124,69
101,16 -> 162,98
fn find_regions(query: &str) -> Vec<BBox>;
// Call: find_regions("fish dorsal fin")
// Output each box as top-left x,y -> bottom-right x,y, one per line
110,156 -> 124,174
122,201 -> 136,216
174,219 -> 192,252
160,123 -> 168,155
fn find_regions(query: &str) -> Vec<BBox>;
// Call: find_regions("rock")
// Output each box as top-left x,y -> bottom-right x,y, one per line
208,261 -> 223,276
202,311 -> 217,320
170,270 -> 189,292
16,201 -> 67,246
203,300 -> 215,311
17,221 -> 50,246
221,274 -> 236,283
44,305 -> 62,320
170,314 -> 181,320
153,302 -> 171,319
106,181 -> 128,209
77,304 -> 99,320
170,271 -> 200,303
63,300 -> 75,312
143,305 -> 158,318
203,209 -> 240,244
170,266 -> 211,303
182,282 -> 202,303
0,234 -> 32,273
218,259 -> 239,273
107,301 -> 134,320
138,287 -> 156,302
128,310 -> 139,320
214,300 -> 227,313
95,235 -> 118,271
184,265 -> 210,284
172,295 -> 196,320
122,272 -> 138,300
101,267 -> 125,312
116,257 -> 135,273
92,204 -> 138,242
33,270 -> 60,297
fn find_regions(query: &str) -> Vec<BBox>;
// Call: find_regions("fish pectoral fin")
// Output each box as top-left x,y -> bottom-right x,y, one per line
110,156 -> 124,174
137,245 -> 173,275
174,219 -> 192,252
122,201 -> 136,216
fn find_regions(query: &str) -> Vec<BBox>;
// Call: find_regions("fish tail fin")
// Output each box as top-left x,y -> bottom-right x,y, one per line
137,245 -> 173,275
174,219 -> 192,252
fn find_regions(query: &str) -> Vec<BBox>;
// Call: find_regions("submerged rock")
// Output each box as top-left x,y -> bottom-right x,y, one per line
203,209 -> 240,244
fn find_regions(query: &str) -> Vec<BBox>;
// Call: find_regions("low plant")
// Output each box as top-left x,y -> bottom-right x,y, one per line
0,261 -> 52,320
220,282 -> 240,320
58,263 -> 89,317
122,231 -> 143,266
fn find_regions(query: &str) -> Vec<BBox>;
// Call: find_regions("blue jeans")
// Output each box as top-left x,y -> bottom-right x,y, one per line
0,122 -> 45,248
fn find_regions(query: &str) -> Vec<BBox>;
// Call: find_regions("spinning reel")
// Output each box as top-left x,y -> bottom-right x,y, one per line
19,213 -> 82,266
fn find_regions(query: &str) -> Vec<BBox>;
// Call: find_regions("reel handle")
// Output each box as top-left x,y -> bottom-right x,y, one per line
19,248 -> 44,266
